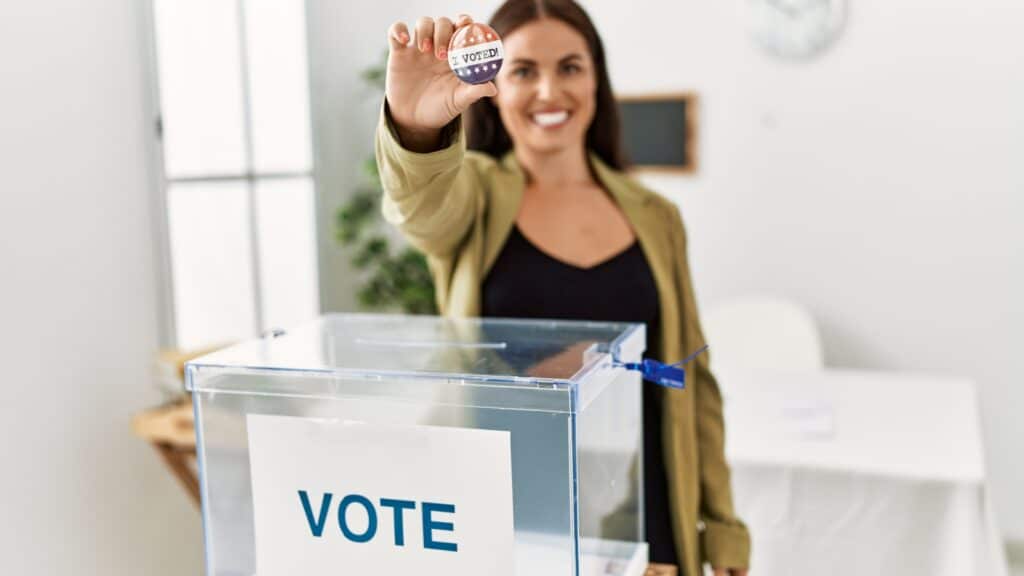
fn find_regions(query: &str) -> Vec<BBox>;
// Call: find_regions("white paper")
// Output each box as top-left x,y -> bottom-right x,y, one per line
247,414 -> 514,576
779,394 -> 835,439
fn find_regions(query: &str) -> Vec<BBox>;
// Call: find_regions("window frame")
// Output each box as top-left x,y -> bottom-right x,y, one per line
141,0 -> 321,349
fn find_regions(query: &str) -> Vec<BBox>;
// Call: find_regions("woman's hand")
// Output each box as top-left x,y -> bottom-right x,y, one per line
385,14 -> 498,152
712,568 -> 749,576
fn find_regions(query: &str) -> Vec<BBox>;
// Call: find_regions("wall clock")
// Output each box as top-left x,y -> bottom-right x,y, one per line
747,0 -> 847,59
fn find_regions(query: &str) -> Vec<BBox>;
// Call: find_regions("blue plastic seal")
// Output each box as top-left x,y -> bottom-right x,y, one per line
613,344 -> 708,390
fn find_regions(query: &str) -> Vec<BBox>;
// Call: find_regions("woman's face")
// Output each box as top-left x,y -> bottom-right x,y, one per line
493,18 -> 597,157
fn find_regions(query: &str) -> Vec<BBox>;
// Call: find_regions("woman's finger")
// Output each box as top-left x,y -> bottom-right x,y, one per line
387,21 -> 410,51
434,17 -> 455,60
456,14 -> 473,28
414,17 -> 436,54
452,81 -> 498,113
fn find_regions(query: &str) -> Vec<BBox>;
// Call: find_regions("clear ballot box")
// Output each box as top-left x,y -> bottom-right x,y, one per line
187,314 -> 648,576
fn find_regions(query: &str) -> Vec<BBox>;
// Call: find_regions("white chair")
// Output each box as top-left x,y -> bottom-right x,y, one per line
702,295 -> 824,374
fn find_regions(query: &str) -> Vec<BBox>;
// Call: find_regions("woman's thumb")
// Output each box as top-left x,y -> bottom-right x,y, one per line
454,81 -> 498,112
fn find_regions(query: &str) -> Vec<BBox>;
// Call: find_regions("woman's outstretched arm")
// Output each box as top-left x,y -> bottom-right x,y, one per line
375,14 -> 496,256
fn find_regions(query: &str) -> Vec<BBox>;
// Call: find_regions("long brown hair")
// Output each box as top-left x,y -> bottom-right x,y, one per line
465,0 -> 628,171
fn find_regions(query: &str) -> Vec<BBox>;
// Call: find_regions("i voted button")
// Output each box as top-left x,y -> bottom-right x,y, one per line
448,22 -> 503,85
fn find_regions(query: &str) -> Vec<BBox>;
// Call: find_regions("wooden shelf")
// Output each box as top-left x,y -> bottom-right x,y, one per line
132,398 -> 200,506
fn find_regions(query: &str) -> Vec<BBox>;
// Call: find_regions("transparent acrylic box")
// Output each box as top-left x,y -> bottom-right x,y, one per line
187,314 -> 647,576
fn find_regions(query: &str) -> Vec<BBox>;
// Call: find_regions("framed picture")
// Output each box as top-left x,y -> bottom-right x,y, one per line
616,92 -> 699,174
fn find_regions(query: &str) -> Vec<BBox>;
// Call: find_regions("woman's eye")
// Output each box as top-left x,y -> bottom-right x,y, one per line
561,63 -> 581,75
511,67 -> 533,79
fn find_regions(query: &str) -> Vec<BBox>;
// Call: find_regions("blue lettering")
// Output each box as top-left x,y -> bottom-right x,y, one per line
297,490 -> 333,538
297,491 -> 456,551
338,494 -> 377,543
422,502 -> 458,552
379,498 -> 416,546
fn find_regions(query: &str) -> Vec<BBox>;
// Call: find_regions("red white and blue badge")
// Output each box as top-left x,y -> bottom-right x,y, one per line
448,23 -> 503,85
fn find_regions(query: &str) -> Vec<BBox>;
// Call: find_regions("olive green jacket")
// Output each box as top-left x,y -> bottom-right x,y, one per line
375,104 -> 750,573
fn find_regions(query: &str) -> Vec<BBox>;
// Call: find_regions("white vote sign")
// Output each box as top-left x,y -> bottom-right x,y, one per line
247,414 -> 515,576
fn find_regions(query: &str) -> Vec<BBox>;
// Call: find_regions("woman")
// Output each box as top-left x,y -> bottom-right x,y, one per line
376,1 -> 750,574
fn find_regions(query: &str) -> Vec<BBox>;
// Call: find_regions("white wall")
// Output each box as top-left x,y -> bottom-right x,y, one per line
311,0 -> 1024,540
612,0 -> 1024,540
0,1 -> 203,574
308,1 -> 373,313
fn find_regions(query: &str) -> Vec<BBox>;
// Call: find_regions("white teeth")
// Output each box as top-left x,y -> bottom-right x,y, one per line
532,110 -> 570,127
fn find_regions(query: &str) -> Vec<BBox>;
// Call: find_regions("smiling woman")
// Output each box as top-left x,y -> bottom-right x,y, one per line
376,2 -> 751,574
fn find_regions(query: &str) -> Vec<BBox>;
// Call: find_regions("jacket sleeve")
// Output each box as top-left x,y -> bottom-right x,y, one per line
669,204 -> 752,569
374,99 -> 479,257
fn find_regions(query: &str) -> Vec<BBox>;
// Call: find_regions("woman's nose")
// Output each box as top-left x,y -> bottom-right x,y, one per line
536,74 -> 558,100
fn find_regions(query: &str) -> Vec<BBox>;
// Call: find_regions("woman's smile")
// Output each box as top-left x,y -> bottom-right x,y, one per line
530,109 -> 572,128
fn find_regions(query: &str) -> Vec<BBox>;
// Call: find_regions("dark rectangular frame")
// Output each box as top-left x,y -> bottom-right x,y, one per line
616,92 -> 699,175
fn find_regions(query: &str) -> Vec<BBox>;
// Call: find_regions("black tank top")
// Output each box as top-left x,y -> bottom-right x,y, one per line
482,225 -> 679,566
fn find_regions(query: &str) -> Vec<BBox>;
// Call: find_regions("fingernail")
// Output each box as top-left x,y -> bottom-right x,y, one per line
424,38 -> 433,52
399,33 -> 409,43
438,48 -> 447,59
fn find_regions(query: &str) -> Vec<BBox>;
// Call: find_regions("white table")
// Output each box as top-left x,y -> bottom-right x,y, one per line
718,368 -> 1008,576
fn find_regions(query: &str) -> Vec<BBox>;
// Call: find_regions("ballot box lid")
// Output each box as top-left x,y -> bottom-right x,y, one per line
185,314 -> 644,410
